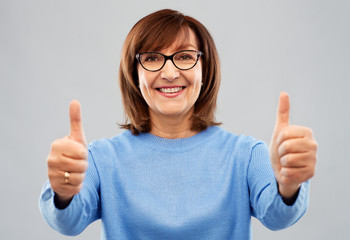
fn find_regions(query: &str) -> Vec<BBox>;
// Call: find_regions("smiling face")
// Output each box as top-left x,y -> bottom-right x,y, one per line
137,28 -> 202,124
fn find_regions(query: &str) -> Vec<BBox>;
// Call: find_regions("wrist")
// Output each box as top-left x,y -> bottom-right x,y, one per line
278,182 -> 300,199
54,193 -> 74,209
277,182 -> 301,206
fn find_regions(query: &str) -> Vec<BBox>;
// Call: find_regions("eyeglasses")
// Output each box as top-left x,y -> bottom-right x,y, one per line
136,50 -> 203,72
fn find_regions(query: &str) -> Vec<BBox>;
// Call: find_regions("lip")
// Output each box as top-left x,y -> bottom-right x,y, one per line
156,85 -> 186,98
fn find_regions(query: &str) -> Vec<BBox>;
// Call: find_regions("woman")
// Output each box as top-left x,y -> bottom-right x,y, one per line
40,9 -> 317,239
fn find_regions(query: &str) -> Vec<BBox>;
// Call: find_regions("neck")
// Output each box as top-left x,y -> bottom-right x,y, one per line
149,109 -> 198,139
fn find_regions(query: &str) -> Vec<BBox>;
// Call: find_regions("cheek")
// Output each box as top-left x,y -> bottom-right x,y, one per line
137,68 -> 146,86
138,69 -> 157,103
138,69 -> 152,90
192,65 -> 202,86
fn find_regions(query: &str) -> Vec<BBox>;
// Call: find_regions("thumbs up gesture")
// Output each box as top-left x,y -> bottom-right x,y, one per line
47,100 -> 88,206
269,92 -> 317,199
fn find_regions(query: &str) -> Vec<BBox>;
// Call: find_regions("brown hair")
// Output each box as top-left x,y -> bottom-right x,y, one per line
119,9 -> 221,135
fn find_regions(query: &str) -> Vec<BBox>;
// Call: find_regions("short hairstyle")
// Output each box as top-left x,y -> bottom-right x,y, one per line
119,9 -> 221,135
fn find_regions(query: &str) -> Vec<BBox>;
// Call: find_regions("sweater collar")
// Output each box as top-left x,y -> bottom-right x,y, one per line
128,126 -> 220,153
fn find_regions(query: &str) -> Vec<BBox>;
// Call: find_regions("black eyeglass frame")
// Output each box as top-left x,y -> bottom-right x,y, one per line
136,50 -> 203,72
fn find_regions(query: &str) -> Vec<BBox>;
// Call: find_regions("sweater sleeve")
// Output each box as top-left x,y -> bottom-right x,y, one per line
247,142 -> 309,231
38,148 -> 101,236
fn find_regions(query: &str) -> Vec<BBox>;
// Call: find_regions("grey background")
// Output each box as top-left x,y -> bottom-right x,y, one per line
1,0 -> 349,239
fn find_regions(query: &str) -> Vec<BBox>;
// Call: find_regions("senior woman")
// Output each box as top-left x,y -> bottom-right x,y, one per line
39,9 -> 317,239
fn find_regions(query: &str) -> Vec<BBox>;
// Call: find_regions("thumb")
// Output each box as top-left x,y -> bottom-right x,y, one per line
270,92 -> 290,171
274,91 -> 290,131
69,100 -> 87,146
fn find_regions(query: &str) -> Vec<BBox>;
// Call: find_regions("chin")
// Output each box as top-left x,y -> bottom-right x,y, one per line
159,110 -> 187,117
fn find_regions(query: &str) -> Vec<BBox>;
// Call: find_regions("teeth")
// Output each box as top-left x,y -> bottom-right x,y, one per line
159,87 -> 183,93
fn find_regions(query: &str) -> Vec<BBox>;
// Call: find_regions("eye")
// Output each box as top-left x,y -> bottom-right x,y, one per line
181,55 -> 193,60
145,56 -> 159,62
142,53 -> 162,62
175,52 -> 196,61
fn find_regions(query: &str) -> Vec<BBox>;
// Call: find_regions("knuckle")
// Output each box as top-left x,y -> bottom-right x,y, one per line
50,182 -> 60,192
304,128 -> 315,139
311,154 -> 317,163
80,173 -> 86,182
306,128 -> 314,136
80,149 -> 88,159
284,127 -> 292,137
82,148 -> 88,159
76,161 -> 88,173
75,173 -> 85,184
282,141 -> 292,153
71,173 -> 85,186
288,174 -> 298,182
75,145 -> 88,159
282,168 -> 291,177
283,169 -> 298,181
281,156 -> 289,166
48,156 -> 64,170
306,152 -> 317,165
50,139 -> 63,151
48,152 -> 56,162
48,171 -> 54,179
72,185 -> 83,195
278,131 -> 287,143
303,169 -> 315,181
50,142 -> 58,151
285,169 -> 293,178
83,161 -> 89,172
47,157 -> 54,167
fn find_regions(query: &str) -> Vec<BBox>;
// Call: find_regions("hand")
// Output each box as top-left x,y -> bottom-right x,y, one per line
47,100 -> 88,205
269,92 -> 317,198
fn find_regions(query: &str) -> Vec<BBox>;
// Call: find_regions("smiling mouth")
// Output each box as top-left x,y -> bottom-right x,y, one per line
157,87 -> 185,93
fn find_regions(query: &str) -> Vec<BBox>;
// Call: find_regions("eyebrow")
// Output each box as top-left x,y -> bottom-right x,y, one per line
173,43 -> 198,50
146,43 -> 198,53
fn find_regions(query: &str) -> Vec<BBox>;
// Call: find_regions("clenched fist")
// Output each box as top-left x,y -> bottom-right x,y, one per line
47,100 -> 88,207
269,92 -> 317,199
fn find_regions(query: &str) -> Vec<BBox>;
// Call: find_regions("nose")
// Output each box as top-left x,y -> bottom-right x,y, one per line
160,59 -> 179,81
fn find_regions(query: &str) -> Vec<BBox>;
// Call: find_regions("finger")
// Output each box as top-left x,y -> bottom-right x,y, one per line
49,170 -> 85,187
280,166 -> 315,184
278,138 -> 316,157
48,170 -> 84,194
274,91 -> 290,131
61,139 -> 88,160
51,137 -> 88,159
280,152 -> 313,168
60,171 -> 86,186
48,155 -> 88,173
59,157 -> 89,173
51,181 -> 83,197
276,125 -> 314,146
69,100 -> 86,146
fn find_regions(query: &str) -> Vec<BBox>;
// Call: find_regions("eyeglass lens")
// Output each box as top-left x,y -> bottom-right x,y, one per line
139,51 -> 199,71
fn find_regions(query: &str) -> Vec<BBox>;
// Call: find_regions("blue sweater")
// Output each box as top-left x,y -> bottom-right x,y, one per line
39,126 -> 309,239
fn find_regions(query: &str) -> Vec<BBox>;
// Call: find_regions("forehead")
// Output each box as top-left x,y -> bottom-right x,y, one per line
141,27 -> 200,53
164,28 -> 199,52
